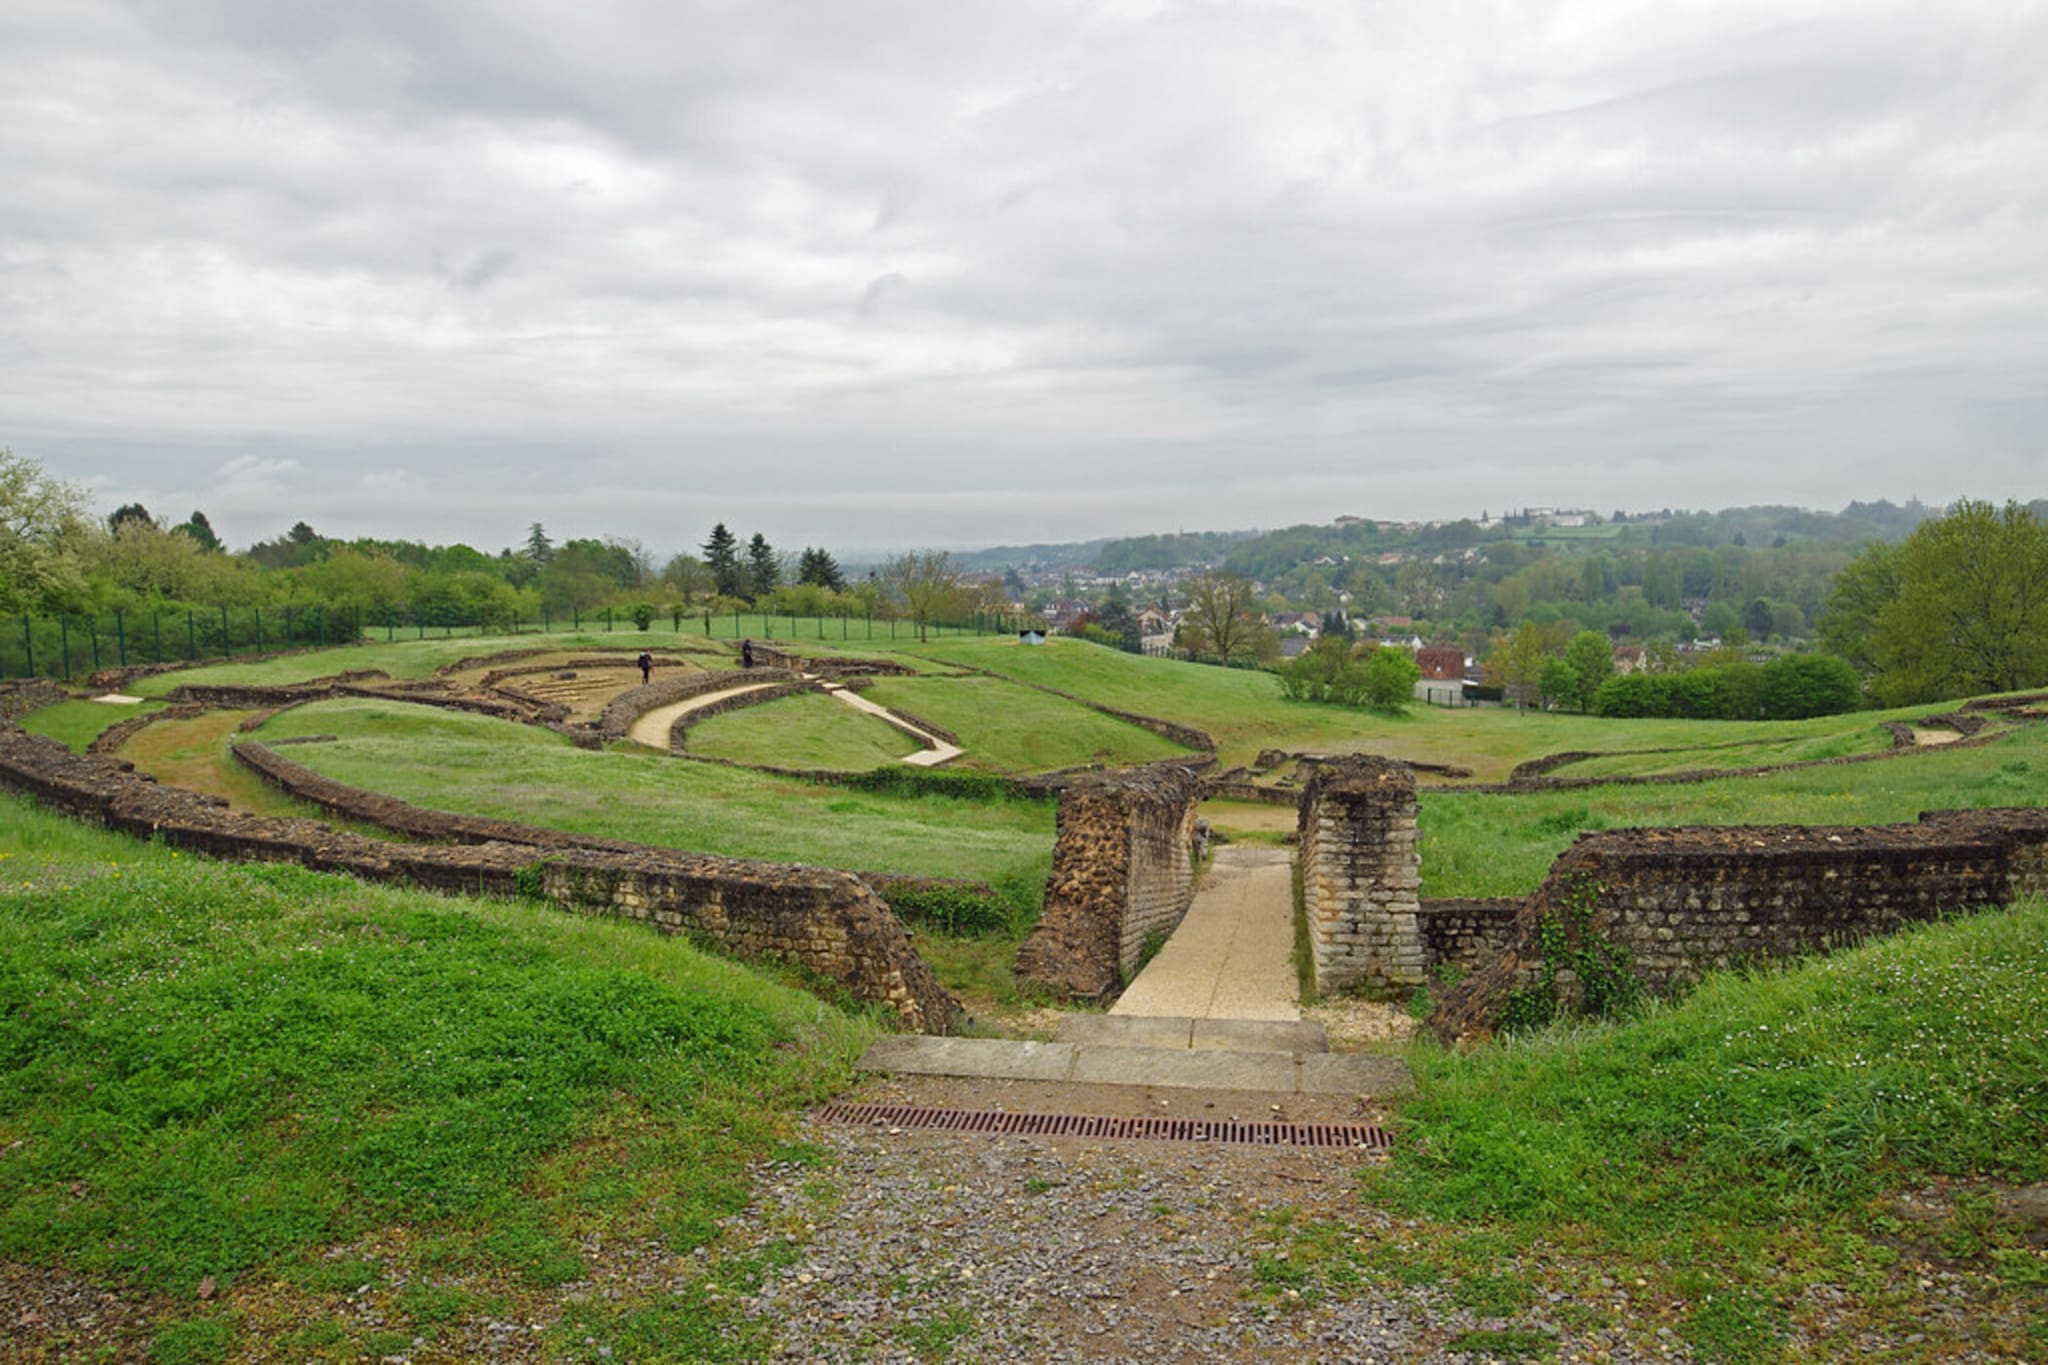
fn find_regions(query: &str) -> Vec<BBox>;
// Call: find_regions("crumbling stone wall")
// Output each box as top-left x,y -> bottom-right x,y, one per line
1014,765 -> 1205,999
1431,809 -> 2048,1041
1297,756 -> 1423,993
1416,899 -> 1522,976
0,679 -> 66,720
1,724 -> 958,1033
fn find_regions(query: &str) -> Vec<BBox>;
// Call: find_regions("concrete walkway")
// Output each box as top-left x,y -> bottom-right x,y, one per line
626,682 -> 781,750
817,681 -> 964,767
1111,844 -> 1299,1022
858,841 -> 1412,1097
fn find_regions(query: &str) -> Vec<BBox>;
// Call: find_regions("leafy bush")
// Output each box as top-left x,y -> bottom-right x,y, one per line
881,883 -> 1013,937
1278,638 -> 1419,712
1594,654 -> 1863,721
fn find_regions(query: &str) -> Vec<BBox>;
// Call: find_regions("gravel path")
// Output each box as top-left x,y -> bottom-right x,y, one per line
720,1074 -> 1678,1364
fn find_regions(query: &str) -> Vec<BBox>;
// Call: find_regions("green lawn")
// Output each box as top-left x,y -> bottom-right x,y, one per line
0,792 -> 873,1360
256,699 -> 1055,892
1418,721 -> 2048,897
908,635 -> 1997,783
1541,725 -> 1899,778
858,673 -> 1196,773
17,698 -> 160,752
687,691 -> 925,770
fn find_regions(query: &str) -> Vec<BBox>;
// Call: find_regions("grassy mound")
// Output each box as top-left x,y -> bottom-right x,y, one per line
685,690 -> 922,770
1246,899 -> 2048,1360
0,793 -> 873,1313
858,673 -> 1196,773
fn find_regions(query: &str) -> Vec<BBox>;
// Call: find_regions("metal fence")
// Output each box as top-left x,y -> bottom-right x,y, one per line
1,605 -> 1011,681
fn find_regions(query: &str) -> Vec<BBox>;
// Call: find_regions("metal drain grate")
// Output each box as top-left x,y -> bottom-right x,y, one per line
815,1103 -> 1391,1151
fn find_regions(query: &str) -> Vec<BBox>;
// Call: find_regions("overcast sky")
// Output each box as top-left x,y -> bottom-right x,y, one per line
3,1 -> 2044,557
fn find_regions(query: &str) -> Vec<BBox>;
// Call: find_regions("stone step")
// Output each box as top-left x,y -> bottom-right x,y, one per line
858,1035 -> 1410,1097
1054,1014 -> 1329,1054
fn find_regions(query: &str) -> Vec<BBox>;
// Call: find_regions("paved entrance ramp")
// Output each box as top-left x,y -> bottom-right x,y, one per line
860,845 -> 1411,1098
1111,844 -> 1298,1021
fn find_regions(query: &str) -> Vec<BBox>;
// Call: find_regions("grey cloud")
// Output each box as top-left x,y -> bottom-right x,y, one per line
0,0 -> 2042,553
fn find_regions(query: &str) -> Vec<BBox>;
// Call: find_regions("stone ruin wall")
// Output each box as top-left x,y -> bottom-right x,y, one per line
1430,808 -> 2048,1041
1415,899 -> 1522,976
0,723 -> 959,1033
1014,765 -> 1205,999
0,678 -> 67,721
1297,756 -> 1425,993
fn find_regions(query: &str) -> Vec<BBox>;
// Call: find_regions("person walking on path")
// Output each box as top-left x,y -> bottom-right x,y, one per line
637,650 -> 653,685
741,639 -> 754,670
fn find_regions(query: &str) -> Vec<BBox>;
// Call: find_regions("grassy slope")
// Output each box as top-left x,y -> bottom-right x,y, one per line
1547,725 -> 1898,777
1355,899 -> 2048,1359
687,691 -> 926,770
906,635 -> 1965,780
18,698 -> 161,752
1419,722 -> 2048,897
858,673 -> 1195,773
258,699 -> 1055,889
0,793 -> 873,1358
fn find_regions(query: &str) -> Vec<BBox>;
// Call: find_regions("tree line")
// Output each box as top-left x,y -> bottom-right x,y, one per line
0,450 -> 1002,639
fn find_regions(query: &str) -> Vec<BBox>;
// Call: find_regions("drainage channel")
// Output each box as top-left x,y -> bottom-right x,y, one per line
816,1103 -> 1391,1151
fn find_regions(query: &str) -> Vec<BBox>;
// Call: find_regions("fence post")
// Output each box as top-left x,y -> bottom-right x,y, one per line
186,610 -> 195,660
115,610 -> 127,667
255,607 -> 264,654
89,615 -> 101,671
59,616 -> 71,678
221,605 -> 230,657
152,612 -> 162,663
605,607 -> 612,633
20,616 -> 32,678
283,606 -> 292,650
733,607 -> 739,638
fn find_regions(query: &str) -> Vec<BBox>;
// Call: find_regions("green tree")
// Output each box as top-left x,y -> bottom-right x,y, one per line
1360,646 -> 1422,710
1867,500 -> 2048,705
1562,630 -> 1614,712
1819,540 -> 1900,675
745,533 -> 780,601
880,549 -> 968,641
107,502 -> 156,533
1538,656 -> 1580,711
1177,571 -> 1268,665
1485,621 -> 1550,711
661,553 -> 711,605
796,546 -> 845,592
172,510 -> 222,551
524,522 -> 553,565
0,449 -> 92,611
702,523 -> 741,598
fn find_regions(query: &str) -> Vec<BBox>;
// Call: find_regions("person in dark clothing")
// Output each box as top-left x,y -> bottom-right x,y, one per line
741,639 -> 754,669
637,651 -> 652,685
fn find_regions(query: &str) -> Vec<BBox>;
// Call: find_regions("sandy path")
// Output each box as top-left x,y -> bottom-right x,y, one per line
625,682 -> 781,750
1110,844 -> 1300,1022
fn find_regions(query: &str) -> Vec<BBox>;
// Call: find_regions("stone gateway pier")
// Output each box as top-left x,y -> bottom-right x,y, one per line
1297,755 -> 1425,994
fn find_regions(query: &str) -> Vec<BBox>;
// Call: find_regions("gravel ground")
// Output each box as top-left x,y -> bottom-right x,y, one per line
716,1072 -> 1692,1364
